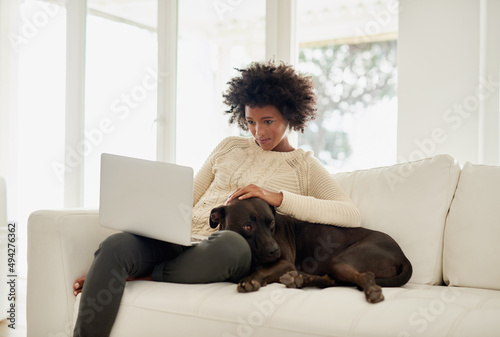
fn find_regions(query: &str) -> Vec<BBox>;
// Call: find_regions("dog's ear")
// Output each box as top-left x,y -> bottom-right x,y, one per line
209,206 -> 226,228
271,205 -> 276,216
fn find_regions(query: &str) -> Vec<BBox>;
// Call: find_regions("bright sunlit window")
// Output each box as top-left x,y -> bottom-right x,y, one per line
297,0 -> 398,173
84,1 -> 158,207
176,0 -> 266,172
16,0 -> 67,276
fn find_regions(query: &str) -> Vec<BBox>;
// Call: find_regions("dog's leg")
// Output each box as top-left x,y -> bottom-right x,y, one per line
330,262 -> 384,303
280,270 -> 336,289
238,259 -> 295,293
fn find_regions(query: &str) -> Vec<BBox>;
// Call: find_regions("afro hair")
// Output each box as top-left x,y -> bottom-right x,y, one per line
222,61 -> 317,133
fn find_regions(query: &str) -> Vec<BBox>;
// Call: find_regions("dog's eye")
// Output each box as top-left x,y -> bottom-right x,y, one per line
243,224 -> 253,231
270,221 -> 275,233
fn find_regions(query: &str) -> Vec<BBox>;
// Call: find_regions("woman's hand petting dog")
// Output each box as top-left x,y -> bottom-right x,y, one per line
226,184 -> 283,207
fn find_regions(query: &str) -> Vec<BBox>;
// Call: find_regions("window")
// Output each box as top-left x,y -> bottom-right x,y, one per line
297,0 -> 398,172
83,0 -> 158,207
176,0 -> 266,172
16,0 -> 67,276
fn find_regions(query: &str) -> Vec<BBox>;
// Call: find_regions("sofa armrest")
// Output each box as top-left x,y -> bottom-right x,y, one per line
27,210 -> 117,337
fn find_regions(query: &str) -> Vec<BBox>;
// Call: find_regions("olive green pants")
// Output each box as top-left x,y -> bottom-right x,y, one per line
73,230 -> 251,337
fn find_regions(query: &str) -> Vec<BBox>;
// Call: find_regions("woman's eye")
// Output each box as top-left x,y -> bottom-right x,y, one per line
265,120 -> 273,125
246,120 -> 254,125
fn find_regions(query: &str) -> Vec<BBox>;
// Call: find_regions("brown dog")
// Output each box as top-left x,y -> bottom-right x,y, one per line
209,198 -> 412,303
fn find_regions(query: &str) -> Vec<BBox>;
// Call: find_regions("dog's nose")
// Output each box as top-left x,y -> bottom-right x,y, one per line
267,245 -> 280,258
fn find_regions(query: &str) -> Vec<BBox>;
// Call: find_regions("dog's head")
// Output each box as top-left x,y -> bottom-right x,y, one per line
209,198 -> 281,266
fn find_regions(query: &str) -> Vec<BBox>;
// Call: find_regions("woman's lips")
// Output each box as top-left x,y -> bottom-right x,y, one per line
257,138 -> 271,145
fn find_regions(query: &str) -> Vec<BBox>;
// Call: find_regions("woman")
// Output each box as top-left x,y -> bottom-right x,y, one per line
73,61 -> 361,336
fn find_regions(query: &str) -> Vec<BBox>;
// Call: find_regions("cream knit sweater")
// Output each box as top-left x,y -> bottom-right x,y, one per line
191,136 -> 361,236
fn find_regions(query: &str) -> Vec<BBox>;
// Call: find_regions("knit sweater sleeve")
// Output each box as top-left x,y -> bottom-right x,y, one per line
276,156 -> 361,228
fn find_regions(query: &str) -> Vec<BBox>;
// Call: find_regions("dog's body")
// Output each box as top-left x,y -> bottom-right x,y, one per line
210,198 -> 412,303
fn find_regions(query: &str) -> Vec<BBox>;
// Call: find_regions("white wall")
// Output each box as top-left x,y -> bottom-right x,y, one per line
397,0 -> 500,165
0,0 -> 18,203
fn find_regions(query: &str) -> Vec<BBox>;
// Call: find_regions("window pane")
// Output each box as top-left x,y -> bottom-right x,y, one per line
84,0 -> 158,207
297,0 -> 398,172
17,0 -> 67,276
177,0 -> 266,172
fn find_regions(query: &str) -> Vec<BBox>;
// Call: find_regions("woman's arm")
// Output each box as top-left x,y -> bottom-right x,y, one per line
277,157 -> 361,227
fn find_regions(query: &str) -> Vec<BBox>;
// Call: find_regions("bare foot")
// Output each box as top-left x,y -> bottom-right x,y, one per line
72,274 -> 153,297
73,276 -> 86,296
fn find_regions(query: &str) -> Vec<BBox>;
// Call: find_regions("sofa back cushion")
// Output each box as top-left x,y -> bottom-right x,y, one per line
443,162 -> 500,290
334,155 -> 460,285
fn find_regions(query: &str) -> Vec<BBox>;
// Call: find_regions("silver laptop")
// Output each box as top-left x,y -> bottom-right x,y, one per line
99,153 -> 201,246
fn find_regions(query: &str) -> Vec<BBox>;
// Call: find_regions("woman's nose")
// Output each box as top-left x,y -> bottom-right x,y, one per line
255,123 -> 264,137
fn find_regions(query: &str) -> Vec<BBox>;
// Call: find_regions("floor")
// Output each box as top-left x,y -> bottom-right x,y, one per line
0,278 -> 26,337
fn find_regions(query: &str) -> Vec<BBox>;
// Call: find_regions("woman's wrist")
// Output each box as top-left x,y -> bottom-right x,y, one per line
272,191 -> 283,207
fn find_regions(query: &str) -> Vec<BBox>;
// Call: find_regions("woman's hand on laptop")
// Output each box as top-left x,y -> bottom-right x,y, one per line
226,184 -> 283,207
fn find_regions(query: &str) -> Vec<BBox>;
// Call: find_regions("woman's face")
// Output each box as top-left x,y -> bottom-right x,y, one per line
244,105 -> 293,152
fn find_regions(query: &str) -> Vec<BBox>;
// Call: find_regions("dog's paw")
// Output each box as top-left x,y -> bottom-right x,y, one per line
365,285 -> 384,303
237,279 -> 262,293
280,270 -> 304,288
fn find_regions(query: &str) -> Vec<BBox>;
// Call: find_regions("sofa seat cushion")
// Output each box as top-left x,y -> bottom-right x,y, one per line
333,155 -> 461,285
443,162 -> 500,290
73,281 -> 500,337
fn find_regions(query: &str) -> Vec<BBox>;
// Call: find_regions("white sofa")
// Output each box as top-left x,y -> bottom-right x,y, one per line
27,155 -> 500,337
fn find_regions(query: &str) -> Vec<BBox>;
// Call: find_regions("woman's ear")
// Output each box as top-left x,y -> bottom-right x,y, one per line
209,206 -> 226,228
